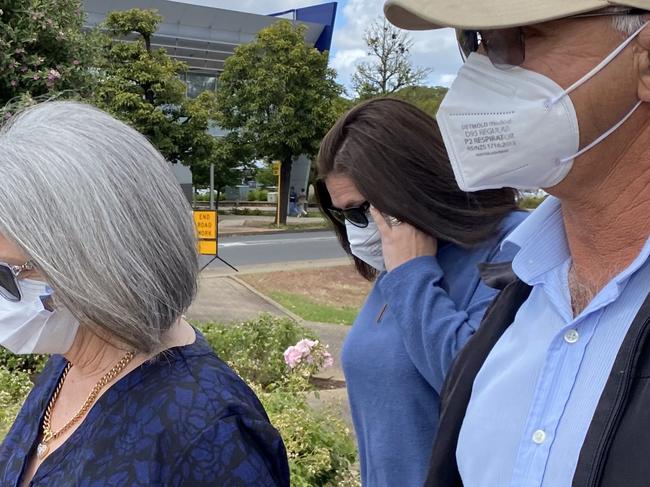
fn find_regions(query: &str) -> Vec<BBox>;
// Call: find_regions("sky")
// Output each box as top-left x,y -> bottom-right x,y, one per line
174,0 -> 463,93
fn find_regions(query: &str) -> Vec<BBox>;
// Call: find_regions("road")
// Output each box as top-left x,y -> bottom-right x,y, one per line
199,231 -> 347,269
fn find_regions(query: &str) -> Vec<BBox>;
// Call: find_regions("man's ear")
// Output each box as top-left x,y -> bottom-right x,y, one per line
636,20 -> 650,101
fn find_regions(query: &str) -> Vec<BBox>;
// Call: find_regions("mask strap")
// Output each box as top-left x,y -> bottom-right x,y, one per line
558,99 -> 643,164
548,22 -> 649,107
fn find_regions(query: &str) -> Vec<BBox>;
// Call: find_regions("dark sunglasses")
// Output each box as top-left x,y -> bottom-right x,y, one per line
457,7 -> 647,69
328,201 -> 371,228
0,260 -> 35,302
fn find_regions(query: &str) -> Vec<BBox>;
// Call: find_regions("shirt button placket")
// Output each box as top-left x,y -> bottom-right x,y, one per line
532,429 -> 546,445
564,329 -> 579,344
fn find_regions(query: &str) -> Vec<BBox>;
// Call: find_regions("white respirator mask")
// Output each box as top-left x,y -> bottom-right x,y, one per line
436,22 -> 647,191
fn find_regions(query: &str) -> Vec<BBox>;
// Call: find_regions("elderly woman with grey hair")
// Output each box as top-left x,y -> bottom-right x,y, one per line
0,101 -> 290,487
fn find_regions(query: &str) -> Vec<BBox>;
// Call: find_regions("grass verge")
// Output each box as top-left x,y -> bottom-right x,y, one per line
268,291 -> 358,325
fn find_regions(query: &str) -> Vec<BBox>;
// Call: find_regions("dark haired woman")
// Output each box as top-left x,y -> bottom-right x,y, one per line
316,98 -> 527,487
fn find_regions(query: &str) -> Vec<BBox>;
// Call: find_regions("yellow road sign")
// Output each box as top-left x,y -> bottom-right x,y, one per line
272,160 -> 281,176
197,240 -> 217,256
194,210 -> 217,240
193,210 -> 218,255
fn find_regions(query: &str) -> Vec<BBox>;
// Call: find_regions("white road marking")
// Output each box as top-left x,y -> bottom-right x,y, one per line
219,236 -> 337,248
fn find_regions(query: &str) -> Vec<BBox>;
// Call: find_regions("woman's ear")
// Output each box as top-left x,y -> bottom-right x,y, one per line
636,20 -> 650,101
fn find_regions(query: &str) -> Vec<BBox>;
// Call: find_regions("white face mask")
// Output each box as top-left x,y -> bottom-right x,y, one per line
0,279 -> 80,355
346,218 -> 386,272
436,23 -> 647,191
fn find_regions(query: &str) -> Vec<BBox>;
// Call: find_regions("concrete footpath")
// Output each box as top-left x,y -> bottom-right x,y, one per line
186,264 -> 352,425
219,214 -> 327,236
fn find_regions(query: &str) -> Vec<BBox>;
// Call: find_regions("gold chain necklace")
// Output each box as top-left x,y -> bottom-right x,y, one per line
37,351 -> 136,460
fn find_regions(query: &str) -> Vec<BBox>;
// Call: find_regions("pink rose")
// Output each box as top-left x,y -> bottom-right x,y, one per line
283,346 -> 303,369
322,351 -> 334,369
294,339 -> 317,355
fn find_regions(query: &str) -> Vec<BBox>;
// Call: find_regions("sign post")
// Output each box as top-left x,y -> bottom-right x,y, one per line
272,160 -> 282,228
193,209 -> 237,272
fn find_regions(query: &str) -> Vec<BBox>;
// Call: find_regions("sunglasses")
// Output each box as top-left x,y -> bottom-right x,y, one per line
0,260 -> 35,302
328,201 -> 371,228
457,7 -> 646,69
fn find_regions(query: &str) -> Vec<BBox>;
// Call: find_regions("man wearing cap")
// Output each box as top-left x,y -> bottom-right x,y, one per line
384,1 -> 650,486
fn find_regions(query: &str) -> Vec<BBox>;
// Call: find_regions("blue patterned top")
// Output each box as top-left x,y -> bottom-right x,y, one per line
0,332 -> 290,486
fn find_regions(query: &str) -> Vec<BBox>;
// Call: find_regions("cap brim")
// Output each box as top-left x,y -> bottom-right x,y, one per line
384,0 -> 617,30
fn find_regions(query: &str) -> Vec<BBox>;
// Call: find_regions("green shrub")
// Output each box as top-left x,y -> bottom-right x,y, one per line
519,195 -> 546,210
228,208 -> 270,216
0,348 -> 48,375
0,367 -> 33,440
258,388 -> 359,487
197,314 -> 317,390
246,190 -> 269,202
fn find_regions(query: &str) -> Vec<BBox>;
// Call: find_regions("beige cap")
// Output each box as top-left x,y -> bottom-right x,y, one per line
384,0 -> 650,30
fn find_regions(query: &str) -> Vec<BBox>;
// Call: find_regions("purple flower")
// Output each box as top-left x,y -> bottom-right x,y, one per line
72,59 -> 80,66
33,74 -> 40,80
10,80 -> 17,87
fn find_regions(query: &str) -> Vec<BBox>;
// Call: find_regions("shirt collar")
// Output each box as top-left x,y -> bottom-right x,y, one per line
502,196 -> 570,285
504,196 -> 650,290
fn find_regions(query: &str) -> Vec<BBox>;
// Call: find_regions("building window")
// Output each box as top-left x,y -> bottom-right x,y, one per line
184,73 -> 217,98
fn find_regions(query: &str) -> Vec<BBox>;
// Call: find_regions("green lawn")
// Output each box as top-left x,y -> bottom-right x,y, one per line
268,291 -> 358,325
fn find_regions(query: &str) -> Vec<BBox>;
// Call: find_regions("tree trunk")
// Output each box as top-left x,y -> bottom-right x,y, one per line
276,157 -> 293,225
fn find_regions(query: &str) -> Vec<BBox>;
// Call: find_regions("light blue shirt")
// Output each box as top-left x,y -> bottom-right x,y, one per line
457,197 -> 650,487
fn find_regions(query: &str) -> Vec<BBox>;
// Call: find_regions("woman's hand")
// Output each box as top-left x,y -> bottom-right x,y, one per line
370,206 -> 438,272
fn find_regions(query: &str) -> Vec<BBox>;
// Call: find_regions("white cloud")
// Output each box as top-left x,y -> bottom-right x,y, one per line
174,0 -> 463,89
331,48 -> 367,72
438,73 -> 457,85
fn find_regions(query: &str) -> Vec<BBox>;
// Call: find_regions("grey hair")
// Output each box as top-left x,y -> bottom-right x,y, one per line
0,101 -> 199,353
612,15 -> 645,36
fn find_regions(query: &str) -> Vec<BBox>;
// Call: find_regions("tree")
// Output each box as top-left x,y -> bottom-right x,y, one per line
216,20 -> 342,224
352,18 -> 431,99
256,164 -> 277,188
393,85 -> 448,118
93,9 -> 217,170
0,0 -> 99,116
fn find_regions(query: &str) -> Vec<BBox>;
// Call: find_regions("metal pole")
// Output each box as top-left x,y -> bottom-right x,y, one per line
276,162 -> 282,228
209,163 -> 215,210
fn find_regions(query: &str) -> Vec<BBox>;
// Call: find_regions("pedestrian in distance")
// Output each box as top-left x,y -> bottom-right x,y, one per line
0,101 -> 289,487
315,97 -> 528,487
289,186 -> 298,217
384,1 -> 650,485
297,188 -> 308,218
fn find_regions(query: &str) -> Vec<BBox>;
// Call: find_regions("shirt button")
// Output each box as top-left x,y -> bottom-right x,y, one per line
564,329 -> 579,344
532,429 -> 546,444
